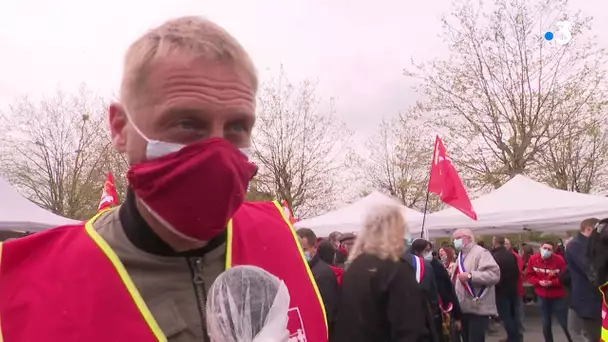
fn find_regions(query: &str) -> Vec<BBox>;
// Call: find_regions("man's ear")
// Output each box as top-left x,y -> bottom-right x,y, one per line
108,103 -> 128,153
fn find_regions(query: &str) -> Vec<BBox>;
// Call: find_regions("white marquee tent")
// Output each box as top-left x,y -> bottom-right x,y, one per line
0,178 -> 81,231
424,175 -> 608,237
294,191 -> 424,237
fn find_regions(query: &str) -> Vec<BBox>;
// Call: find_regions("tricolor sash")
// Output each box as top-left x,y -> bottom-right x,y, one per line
438,296 -> 454,313
457,252 -> 487,300
411,255 -> 425,283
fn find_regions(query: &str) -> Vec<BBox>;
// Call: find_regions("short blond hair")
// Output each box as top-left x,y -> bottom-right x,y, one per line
347,205 -> 407,264
120,16 -> 257,107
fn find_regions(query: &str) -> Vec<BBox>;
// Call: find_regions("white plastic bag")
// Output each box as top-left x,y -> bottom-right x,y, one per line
206,265 -> 290,342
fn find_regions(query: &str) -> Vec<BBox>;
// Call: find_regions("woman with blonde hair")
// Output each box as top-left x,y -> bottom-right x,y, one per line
331,205 -> 434,342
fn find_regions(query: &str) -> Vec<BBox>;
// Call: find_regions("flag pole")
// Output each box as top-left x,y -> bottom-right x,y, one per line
420,189 -> 430,238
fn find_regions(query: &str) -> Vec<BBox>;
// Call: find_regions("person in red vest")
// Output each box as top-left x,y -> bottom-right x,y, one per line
0,16 -> 327,342
525,241 -> 571,342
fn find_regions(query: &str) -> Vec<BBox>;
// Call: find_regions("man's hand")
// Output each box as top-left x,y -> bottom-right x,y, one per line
454,320 -> 462,331
458,272 -> 470,282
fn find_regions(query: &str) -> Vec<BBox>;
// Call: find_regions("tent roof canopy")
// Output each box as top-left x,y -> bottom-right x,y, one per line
0,178 -> 81,231
425,175 -> 608,236
294,191 -> 423,237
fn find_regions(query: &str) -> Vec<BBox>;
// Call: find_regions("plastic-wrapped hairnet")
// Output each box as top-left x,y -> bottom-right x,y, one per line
206,265 -> 290,342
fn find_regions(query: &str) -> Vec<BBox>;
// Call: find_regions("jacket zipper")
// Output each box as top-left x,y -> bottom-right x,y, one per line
188,257 -> 209,342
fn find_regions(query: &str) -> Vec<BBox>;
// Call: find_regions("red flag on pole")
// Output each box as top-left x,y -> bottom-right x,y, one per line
98,173 -> 120,212
282,200 -> 296,224
428,136 -> 477,220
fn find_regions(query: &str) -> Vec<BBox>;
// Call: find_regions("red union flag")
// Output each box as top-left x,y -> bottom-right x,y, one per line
428,136 -> 477,220
98,173 -> 120,212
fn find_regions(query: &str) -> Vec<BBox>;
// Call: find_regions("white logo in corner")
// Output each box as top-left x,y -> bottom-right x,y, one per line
287,307 -> 307,342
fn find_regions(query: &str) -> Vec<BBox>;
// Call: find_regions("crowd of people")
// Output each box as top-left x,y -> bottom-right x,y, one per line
294,207 -> 607,342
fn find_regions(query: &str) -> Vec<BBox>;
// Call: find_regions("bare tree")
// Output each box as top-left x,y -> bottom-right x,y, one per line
0,86 -> 126,220
406,0 -> 607,189
245,178 -> 274,202
362,111 -> 442,212
252,68 -> 352,218
538,118 -> 608,193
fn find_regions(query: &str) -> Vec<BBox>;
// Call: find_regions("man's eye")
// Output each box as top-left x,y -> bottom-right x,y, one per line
227,122 -> 247,133
177,119 -> 196,130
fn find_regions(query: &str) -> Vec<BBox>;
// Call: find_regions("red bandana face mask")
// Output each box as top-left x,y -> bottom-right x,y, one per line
127,137 -> 257,242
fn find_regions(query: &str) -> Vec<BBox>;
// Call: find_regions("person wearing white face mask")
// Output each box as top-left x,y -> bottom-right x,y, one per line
0,16 -> 328,342
451,229 -> 500,342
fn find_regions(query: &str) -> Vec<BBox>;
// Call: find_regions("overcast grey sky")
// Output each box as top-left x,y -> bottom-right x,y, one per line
0,0 -> 605,140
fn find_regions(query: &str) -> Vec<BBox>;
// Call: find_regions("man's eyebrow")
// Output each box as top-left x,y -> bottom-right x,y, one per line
162,107 -> 208,120
226,112 -> 255,126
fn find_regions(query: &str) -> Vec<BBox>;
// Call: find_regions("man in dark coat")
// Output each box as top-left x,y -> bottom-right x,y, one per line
296,228 -> 340,334
407,238 -> 441,342
491,236 -> 521,342
566,218 -> 602,342
430,250 -> 463,341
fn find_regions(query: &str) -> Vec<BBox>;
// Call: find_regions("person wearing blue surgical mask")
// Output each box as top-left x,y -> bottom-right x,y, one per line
296,228 -> 340,334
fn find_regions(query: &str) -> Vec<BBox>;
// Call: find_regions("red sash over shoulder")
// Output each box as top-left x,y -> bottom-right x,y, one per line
0,210 -> 165,342
228,201 -> 328,342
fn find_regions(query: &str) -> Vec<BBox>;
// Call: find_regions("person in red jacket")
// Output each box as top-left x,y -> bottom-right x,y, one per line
526,241 -> 572,342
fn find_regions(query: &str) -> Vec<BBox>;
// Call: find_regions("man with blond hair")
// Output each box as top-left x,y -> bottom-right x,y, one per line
0,17 -> 327,342
452,228 -> 501,342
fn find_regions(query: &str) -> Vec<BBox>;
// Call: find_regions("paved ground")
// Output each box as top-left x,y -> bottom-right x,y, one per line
486,304 -> 569,342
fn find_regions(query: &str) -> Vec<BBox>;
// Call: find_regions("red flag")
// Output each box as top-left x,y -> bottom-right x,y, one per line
98,173 -> 120,212
282,200 -> 296,224
428,136 -> 477,220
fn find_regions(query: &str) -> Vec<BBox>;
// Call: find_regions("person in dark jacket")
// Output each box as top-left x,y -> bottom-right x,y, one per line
559,249 -> 586,342
566,218 -> 602,342
317,239 -> 337,265
331,205 -> 433,342
296,228 -> 340,334
407,238 -> 442,342
587,218 -> 608,342
491,236 -> 521,342
430,249 -> 463,342
317,239 -> 345,286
